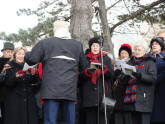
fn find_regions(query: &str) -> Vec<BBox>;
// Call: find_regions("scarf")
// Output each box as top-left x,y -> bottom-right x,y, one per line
86,51 -> 106,84
124,57 -> 144,103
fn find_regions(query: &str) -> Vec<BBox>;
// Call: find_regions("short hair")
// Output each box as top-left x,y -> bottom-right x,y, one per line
133,41 -> 149,53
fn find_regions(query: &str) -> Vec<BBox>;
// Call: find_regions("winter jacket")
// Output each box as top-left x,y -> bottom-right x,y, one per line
150,52 -> 165,122
25,37 -> 88,101
3,60 -> 40,124
79,51 -> 114,108
122,56 -> 157,113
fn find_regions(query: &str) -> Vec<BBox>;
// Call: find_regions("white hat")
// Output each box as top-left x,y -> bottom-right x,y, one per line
53,20 -> 71,39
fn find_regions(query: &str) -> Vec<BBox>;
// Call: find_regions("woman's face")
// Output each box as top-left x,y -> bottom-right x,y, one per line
91,43 -> 100,55
152,41 -> 161,54
134,46 -> 145,58
120,50 -> 129,59
15,49 -> 25,64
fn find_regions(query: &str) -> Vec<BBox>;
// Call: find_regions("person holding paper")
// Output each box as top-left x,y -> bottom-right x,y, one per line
112,43 -> 132,124
79,37 -> 114,124
3,47 -> 40,124
118,42 -> 157,124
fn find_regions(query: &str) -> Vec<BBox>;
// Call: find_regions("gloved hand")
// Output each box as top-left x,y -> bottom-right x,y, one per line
87,68 -> 96,74
27,68 -> 38,75
115,69 -> 121,76
162,56 -> 165,61
95,64 -> 105,70
16,70 -> 25,78
132,72 -> 141,79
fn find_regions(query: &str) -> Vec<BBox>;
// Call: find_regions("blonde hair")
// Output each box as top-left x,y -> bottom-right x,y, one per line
13,47 -> 27,59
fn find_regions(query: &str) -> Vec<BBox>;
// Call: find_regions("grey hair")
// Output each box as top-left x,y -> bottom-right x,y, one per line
133,41 -> 149,53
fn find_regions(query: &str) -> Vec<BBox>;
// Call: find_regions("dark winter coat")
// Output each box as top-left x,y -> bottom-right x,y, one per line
112,70 -> 128,111
3,60 -> 40,124
25,37 -> 88,101
79,51 -> 114,108
150,52 -> 165,122
0,57 -> 10,116
122,56 -> 157,113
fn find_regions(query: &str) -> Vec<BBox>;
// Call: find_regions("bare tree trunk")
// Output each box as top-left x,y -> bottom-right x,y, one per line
70,0 -> 93,50
98,0 -> 114,57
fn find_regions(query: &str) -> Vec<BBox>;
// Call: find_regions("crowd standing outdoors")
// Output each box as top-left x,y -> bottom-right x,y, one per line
0,21 -> 165,124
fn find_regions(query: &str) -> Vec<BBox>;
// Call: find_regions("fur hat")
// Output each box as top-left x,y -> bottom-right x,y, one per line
1,42 -> 14,51
119,43 -> 132,57
88,37 -> 101,49
150,37 -> 165,50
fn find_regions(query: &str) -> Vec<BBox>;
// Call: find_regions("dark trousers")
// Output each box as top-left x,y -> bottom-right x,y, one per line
114,111 -> 150,124
44,99 -> 75,124
82,107 -> 110,124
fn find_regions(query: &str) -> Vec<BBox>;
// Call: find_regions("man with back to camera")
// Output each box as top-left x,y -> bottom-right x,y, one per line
24,20 -> 88,124
0,42 -> 14,123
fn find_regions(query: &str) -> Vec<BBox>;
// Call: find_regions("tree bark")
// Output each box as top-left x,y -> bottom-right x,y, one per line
70,0 -> 93,50
98,0 -> 114,57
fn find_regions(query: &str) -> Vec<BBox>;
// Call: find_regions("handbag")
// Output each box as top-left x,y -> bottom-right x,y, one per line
100,96 -> 116,113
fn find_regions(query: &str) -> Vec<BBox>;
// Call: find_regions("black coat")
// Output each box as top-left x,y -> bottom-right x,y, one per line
79,52 -> 114,108
122,56 -> 157,113
3,60 -> 40,124
112,70 -> 128,111
25,37 -> 88,101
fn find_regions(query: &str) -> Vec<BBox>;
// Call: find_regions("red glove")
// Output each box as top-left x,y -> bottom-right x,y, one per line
16,70 -> 25,78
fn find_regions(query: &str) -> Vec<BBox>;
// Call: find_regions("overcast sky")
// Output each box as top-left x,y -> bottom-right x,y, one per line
0,0 -> 40,34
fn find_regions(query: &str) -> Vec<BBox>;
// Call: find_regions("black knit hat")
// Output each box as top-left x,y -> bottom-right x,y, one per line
1,42 -> 14,52
88,37 -> 101,49
119,43 -> 132,57
150,37 -> 165,50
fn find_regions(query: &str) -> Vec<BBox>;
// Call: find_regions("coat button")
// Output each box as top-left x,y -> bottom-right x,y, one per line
24,99 -> 27,102
94,88 -> 97,90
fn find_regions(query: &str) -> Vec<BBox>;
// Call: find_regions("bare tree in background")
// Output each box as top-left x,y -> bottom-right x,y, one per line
70,0 -> 93,50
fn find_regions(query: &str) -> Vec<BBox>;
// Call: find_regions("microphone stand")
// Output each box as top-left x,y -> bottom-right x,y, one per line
95,6 -> 108,124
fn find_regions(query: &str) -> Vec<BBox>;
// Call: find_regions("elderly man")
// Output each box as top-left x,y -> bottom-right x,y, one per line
0,42 -> 14,123
116,42 -> 157,124
24,20 -> 88,124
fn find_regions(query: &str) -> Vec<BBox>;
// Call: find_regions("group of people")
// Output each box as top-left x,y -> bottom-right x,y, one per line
0,20 -> 165,124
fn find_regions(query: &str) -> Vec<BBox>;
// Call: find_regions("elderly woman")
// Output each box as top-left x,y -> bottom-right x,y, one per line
149,37 -> 165,124
118,42 -> 157,124
3,47 -> 40,124
79,37 -> 114,124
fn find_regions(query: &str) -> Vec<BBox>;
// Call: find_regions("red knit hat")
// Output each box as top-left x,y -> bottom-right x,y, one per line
119,43 -> 132,57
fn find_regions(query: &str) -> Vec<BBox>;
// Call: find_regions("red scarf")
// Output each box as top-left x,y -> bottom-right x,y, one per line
86,51 -> 107,84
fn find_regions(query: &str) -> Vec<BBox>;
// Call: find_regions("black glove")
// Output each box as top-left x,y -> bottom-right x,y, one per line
132,72 -> 141,79
120,73 -> 130,83
162,56 -> 165,61
114,69 -> 121,79
95,64 -> 105,70
87,68 -> 96,74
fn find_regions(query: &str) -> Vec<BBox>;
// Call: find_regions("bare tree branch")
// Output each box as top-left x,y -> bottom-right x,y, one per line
110,0 -> 165,33
106,0 -> 122,11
